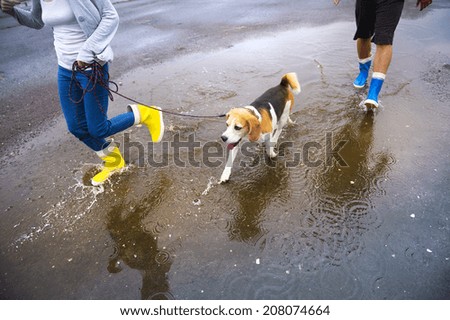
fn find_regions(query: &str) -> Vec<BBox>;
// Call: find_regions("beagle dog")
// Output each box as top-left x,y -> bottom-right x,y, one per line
220,72 -> 301,183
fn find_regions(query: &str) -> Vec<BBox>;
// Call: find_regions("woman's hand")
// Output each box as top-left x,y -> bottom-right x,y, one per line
77,60 -> 90,69
416,0 -> 432,11
1,0 -> 23,13
333,0 -> 341,5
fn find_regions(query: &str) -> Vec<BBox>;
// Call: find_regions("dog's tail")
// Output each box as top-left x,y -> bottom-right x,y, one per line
281,72 -> 301,95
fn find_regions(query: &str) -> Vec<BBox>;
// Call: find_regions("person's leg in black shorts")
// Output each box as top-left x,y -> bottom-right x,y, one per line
353,0 -> 376,88
353,0 -> 405,108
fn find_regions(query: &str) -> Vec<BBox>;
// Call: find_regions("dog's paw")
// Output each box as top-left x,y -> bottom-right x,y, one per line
220,169 -> 231,183
288,117 -> 296,125
219,174 -> 230,183
268,149 -> 278,158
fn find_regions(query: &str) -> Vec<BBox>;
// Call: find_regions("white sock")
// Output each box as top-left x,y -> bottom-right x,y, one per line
372,72 -> 386,80
358,56 -> 372,64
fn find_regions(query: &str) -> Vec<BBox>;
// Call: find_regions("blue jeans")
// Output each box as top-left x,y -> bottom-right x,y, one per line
57,64 -> 135,151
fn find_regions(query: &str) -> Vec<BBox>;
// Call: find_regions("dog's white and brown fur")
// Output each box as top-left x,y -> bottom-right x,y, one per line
220,72 -> 301,183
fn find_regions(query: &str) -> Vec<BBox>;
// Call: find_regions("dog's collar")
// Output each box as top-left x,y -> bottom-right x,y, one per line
244,106 -> 262,123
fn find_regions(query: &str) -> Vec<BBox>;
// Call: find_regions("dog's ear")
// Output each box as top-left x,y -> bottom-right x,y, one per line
247,116 -> 261,142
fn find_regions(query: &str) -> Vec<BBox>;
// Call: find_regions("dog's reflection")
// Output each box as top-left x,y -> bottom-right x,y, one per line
227,157 -> 289,244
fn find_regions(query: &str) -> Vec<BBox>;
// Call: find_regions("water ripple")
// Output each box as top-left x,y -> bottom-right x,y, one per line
155,250 -> 173,265
143,218 -> 170,236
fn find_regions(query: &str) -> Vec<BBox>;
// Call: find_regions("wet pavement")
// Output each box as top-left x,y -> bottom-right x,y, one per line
0,1 -> 449,299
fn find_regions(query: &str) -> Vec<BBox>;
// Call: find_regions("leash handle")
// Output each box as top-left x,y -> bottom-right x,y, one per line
71,62 -> 226,119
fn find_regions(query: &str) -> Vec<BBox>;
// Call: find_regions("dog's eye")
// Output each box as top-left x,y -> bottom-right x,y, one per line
234,125 -> 242,131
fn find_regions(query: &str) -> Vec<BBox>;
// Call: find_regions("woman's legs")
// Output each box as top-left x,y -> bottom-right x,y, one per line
57,64 -> 164,185
58,64 -> 135,151
77,64 -> 135,146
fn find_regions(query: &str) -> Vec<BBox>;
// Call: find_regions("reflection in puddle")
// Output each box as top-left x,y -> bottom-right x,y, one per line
226,162 -> 289,245
254,110 -> 395,273
106,174 -> 175,300
304,111 -> 394,266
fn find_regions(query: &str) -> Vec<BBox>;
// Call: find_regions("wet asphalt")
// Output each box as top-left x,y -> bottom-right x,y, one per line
0,0 -> 449,299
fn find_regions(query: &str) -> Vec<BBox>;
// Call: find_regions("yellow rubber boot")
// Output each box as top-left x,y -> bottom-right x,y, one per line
127,104 -> 164,142
91,143 -> 125,186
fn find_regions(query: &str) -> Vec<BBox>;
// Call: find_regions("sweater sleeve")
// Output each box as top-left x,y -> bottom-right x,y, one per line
76,0 -> 119,63
11,0 -> 44,30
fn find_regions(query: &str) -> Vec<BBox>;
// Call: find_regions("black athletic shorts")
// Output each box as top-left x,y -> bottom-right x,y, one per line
354,0 -> 405,45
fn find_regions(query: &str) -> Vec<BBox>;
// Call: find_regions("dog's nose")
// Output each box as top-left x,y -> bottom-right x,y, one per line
221,135 -> 228,142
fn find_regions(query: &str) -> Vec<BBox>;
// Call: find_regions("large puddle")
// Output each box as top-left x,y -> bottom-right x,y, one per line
0,9 -> 449,299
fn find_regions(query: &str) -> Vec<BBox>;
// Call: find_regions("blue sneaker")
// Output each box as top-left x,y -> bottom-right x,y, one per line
353,57 -> 372,88
364,72 -> 385,109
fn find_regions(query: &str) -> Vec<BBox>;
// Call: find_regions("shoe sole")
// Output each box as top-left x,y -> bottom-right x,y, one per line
364,99 -> 379,109
91,165 -> 125,186
91,179 -> 104,187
